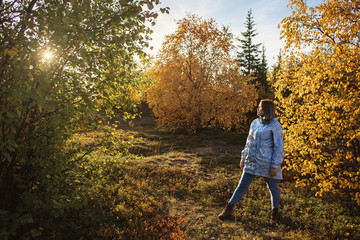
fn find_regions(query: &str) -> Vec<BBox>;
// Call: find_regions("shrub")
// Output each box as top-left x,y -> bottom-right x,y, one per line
274,0 -> 360,204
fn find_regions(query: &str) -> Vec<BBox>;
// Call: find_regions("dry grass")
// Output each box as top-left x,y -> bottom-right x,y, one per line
81,116 -> 360,240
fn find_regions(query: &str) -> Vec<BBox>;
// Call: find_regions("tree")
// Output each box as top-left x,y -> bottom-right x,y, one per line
267,52 -> 283,99
275,0 -> 360,204
257,45 -> 268,80
147,14 -> 258,133
237,9 -> 270,98
0,0 -> 167,238
256,45 -> 272,97
237,9 -> 261,76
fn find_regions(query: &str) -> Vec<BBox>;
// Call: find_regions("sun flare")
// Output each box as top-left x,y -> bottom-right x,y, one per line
42,50 -> 54,62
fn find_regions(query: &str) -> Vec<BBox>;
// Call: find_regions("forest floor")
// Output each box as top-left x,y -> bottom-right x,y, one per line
93,116 -> 360,240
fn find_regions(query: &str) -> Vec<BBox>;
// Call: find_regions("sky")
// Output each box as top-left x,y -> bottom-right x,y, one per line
146,0 -> 323,67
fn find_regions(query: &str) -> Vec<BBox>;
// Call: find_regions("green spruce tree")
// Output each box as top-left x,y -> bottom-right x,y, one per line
237,9 -> 271,99
237,9 -> 261,76
256,45 -> 272,98
256,45 -> 268,88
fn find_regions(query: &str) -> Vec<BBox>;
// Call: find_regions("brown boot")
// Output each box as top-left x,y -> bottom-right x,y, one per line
270,208 -> 279,226
218,203 -> 234,220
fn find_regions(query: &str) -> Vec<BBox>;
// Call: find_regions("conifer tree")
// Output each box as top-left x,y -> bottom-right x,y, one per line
256,45 -> 269,90
271,53 -> 282,81
238,10 -> 270,98
237,9 -> 261,76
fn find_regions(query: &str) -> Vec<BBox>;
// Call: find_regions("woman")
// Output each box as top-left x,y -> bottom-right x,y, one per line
218,99 -> 284,225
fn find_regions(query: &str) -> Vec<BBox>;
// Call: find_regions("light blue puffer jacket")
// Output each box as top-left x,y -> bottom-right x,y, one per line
241,117 -> 284,180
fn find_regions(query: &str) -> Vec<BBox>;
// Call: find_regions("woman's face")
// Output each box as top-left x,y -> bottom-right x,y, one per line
257,103 -> 265,117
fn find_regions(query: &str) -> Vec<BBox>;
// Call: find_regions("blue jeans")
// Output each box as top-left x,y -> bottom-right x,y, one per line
229,172 -> 280,209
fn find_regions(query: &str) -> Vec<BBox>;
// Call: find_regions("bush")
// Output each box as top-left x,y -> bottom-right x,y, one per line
275,0 -> 360,204
0,1 -> 167,238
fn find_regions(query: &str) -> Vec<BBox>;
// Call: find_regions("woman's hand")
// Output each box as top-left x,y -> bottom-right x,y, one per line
270,167 -> 277,177
240,158 -> 245,170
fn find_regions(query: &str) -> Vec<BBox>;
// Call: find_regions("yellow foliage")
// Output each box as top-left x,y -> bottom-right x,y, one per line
274,0 -> 360,203
4,47 -> 18,57
147,14 -> 258,132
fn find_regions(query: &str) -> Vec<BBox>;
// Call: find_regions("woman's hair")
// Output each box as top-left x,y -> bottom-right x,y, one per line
260,99 -> 276,123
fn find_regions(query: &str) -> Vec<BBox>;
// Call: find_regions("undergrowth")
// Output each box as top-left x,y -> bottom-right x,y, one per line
66,124 -> 360,240
58,156 -> 190,239
4,124 -> 358,239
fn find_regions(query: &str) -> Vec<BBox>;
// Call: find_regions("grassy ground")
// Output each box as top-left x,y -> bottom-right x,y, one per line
82,116 -> 360,240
